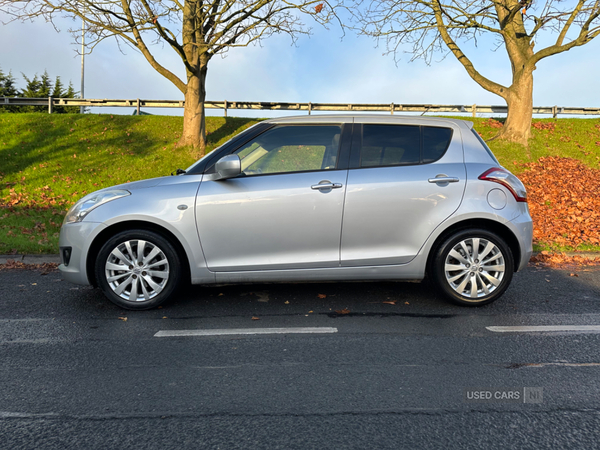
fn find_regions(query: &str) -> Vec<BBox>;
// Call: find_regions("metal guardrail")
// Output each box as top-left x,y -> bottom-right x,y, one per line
2,97 -> 599,118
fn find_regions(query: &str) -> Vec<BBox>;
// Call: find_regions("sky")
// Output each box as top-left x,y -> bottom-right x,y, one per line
1,8 -> 599,119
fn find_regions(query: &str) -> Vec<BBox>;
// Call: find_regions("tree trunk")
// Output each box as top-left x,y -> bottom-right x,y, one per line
177,66 -> 207,155
497,69 -> 534,146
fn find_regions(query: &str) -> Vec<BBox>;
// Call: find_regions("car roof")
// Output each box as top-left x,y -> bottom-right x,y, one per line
263,114 -> 474,129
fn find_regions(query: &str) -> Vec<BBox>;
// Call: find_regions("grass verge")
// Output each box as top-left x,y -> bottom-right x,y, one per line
465,116 -> 600,174
1,113 -> 599,254
0,114 -> 259,253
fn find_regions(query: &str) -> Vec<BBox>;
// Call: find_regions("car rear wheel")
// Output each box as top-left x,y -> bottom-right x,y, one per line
432,229 -> 514,306
95,229 -> 182,310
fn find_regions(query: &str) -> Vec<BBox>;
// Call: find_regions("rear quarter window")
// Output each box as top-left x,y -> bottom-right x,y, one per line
423,126 -> 453,163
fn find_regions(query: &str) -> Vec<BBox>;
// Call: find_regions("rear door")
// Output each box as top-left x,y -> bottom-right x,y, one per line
340,120 -> 466,266
196,123 -> 351,271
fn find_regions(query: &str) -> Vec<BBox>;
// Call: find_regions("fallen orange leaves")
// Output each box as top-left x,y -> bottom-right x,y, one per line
482,118 -> 503,129
519,157 -> 600,249
532,122 -> 556,132
0,260 -> 58,273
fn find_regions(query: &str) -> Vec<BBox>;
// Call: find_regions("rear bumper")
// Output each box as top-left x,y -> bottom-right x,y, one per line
510,212 -> 533,272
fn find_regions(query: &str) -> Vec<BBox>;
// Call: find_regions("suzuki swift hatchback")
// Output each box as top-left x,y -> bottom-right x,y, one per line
59,115 -> 533,309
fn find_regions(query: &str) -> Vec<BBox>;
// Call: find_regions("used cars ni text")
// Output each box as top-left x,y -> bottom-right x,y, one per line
59,115 -> 533,310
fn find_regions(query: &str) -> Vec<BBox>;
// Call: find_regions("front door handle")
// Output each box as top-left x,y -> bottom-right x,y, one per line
311,181 -> 343,190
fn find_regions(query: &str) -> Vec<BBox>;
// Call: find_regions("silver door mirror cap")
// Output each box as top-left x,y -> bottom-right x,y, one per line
214,154 -> 241,180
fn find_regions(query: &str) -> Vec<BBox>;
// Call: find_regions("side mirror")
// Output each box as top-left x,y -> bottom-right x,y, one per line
214,154 -> 241,180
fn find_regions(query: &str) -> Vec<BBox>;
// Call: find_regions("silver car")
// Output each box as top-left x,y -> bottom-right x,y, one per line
58,115 -> 532,309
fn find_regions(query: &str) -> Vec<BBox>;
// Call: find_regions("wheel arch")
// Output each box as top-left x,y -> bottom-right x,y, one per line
86,220 -> 192,287
426,218 -> 521,277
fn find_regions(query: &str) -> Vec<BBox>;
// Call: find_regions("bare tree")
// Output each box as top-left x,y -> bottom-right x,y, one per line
1,0 -> 335,154
354,0 -> 600,145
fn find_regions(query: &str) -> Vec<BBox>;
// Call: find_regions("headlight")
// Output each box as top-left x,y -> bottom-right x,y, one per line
64,189 -> 130,224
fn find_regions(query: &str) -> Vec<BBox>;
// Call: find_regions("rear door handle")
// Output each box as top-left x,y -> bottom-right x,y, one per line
428,176 -> 459,183
311,181 -> 343,190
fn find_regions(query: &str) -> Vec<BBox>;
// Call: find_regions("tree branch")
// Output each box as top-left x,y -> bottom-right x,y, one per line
433,0 -> 508,97
533,2 -> 600,64
555,0 -> 586,46
120,0 -> 187,91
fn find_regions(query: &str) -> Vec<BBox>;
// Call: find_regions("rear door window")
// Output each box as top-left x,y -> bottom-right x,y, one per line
360,125 -> 420,167
359,124 -> 453,167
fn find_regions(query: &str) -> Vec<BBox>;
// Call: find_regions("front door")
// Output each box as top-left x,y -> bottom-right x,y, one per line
196,124 -> 349,272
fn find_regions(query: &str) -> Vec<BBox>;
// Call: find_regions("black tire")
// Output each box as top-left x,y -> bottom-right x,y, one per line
95,229 -> 182,310
431,228 -> 514,306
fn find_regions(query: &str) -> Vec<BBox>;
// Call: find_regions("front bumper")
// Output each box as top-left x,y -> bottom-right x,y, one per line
58,221 -> 106,286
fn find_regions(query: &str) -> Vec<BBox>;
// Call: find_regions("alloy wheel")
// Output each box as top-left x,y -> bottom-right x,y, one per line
104,239 -> 170,302
443,237 -> 506,300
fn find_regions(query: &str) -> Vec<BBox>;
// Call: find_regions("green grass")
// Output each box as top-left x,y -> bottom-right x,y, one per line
1,113 -> 599,254
0,113 -> 259,254
460,116 -> 600,174
533,242 -> 600,253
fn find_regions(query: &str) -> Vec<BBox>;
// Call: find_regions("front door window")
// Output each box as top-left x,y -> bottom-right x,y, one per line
234,125 -> 342,175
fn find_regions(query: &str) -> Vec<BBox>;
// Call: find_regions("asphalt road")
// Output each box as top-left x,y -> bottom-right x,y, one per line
1,265 -> 600,449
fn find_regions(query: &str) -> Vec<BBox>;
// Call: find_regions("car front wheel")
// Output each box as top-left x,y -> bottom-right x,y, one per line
432,229 -> 514,306
95,229 -> 182,310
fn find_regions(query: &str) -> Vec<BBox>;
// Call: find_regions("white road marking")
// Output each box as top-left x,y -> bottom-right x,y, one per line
487,325 -> 600,333
510,363 -> 600,367
154,327 -> 338,337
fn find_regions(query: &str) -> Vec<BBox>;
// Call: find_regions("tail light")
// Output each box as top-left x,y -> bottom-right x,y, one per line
479,168 -> 527,202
